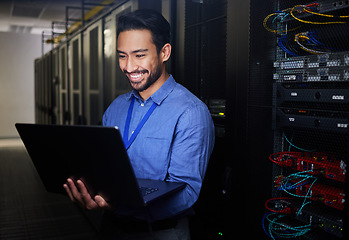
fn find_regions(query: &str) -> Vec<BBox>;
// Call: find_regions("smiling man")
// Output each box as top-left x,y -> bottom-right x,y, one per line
64,9 -> 215,239
117,28 -> 170,100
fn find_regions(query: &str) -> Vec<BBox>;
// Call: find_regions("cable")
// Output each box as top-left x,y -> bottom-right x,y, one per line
263,11 -> 301,35
284,134 -> 315,152
295,32 -> 328,54
303,7 -> 349,19
277,178 -> 309,191
263,12 -> 287,34
279,171 -> 318,215
263,212 -> 311,240
263,172 -> 318,239
265,197 -> 293,214
290,5 -> 347,24
278,34 -> 299,56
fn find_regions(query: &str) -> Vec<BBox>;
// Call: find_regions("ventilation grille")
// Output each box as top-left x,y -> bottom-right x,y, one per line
12,5 -> 43,18
9,25 -> 33,33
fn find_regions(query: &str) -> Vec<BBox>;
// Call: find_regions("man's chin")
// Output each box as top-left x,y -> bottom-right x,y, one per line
130,80 -> 145,91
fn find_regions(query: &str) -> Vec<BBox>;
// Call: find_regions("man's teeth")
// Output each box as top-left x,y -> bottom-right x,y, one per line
130,73 -> 144,80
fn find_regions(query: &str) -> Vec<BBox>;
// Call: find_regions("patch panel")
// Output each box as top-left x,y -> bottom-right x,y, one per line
275,67 -> 348,82
274,52 -> 349,83
274,52 -> 349,70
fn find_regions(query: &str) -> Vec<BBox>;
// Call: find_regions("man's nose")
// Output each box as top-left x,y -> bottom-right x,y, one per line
124,57 -> 137,73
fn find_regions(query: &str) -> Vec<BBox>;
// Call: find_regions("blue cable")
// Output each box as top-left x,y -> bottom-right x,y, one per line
278,35 -> 298,56
279,171 -> 318,216
284,134 -> 314,152
264,212 -> 311,239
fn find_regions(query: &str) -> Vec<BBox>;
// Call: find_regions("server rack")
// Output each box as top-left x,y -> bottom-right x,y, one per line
34,52 -> 55,125
256,1 -> 349,239
59,43 -> 70,125
68,33 -> 84,125
51,49 -> 59,124
83,20 -> 104,125
103,1 -> 133,108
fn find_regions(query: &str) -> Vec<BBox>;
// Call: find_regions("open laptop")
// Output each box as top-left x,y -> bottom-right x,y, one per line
15,123 -> 185,208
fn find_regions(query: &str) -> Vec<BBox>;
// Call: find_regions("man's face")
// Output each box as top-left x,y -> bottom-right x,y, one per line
117,29 -> 162,92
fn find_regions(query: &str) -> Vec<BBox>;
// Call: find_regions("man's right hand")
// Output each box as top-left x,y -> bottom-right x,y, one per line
63,178 -> 111,210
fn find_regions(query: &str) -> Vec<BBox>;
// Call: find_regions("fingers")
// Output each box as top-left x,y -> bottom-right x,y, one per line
76,180 -> 99,210
66,178 -> 82,202
76,179 -> 91,200
95,195 -> 109,209
63,178 -> 100,210
63,182 -> 76,202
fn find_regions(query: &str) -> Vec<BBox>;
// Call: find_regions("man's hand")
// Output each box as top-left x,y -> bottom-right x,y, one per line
63,178 -> 110,210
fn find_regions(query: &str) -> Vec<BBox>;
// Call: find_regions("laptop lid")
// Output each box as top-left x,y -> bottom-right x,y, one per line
15,123 -> 185,208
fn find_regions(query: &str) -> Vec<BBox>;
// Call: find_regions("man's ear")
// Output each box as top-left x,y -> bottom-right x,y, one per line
160,43 -> 171,63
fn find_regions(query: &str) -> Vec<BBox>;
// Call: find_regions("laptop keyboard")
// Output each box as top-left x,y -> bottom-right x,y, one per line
139,187 -> 159,196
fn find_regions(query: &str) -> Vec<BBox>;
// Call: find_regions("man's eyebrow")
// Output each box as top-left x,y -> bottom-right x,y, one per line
117,49 -> 149,54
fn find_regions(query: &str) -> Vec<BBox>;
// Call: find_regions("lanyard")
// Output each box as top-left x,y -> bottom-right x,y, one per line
123,97 -> 158,150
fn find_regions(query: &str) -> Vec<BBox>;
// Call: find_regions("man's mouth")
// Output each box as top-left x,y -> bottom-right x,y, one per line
125,70 -> 148,83
129,72 -> 144,82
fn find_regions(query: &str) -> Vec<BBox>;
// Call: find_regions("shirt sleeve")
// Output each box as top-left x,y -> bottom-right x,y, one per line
146,103 -> 215,221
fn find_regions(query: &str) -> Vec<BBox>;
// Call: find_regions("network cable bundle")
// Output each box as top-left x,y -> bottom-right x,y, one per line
263,1 -> 348,239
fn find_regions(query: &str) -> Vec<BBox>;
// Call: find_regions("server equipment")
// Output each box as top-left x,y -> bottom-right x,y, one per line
262,1 -> 348,239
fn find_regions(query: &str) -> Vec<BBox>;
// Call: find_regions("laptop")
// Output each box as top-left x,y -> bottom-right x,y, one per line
15,123 -> 185,208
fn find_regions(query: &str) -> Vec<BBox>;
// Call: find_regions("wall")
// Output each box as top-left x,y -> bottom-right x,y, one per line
0,32 -> 41,138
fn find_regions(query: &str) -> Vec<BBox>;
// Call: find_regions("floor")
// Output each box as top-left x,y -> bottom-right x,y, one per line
0,138 -> 99,239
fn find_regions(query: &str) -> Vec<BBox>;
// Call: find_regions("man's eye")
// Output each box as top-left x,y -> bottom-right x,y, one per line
136,54 -> 145,58
118,55 -> 126,59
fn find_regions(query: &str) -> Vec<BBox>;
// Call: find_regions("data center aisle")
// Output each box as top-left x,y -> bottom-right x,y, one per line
0,139 -> 98,239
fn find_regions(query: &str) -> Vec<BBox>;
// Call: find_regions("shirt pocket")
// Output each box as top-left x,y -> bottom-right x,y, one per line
138,137 -> 171,180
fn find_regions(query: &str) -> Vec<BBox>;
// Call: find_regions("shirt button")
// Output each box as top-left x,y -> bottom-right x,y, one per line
141,103 -> 144,107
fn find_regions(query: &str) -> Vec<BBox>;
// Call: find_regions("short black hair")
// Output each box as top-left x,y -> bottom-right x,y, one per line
117,9 -> 171,54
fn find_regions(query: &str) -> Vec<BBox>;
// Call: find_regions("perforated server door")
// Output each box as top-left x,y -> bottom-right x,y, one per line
59,44 -> 70,125
34,58 -> 42,124
36,52 -> 53,125
83,20 -> 103,125
52,49 -> 59,124
68,34 -> 84,125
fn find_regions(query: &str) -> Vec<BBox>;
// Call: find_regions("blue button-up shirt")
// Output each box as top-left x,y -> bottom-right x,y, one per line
103,75 -> 215,221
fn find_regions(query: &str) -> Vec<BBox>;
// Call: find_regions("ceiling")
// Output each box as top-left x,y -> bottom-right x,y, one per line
0,0 -> 93,35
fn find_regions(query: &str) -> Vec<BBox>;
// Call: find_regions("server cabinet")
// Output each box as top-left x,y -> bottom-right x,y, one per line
83,20 -> 104,125
68,34 -> 84,125
253,1 -> 349,239
34,58 -> 42,124
182,0 -> 227,142
35,52 -> 54,125
44,52 -> 53,125
103,1 -> 133,108
52,49 -> 59,124
59,44 -> 70,125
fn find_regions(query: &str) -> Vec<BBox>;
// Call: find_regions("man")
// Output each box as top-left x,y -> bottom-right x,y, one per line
63,9 -> 215,239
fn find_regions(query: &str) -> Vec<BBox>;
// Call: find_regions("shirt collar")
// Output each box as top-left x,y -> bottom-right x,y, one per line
128,75 -> 176,105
